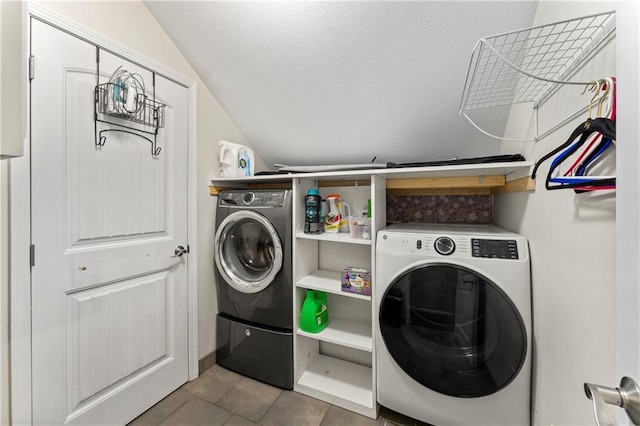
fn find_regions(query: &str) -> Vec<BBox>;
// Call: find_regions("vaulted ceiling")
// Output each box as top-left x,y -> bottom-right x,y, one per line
144,1 -> 539,170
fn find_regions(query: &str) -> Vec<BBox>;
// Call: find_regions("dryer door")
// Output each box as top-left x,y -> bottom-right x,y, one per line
215,210 -> 283,293
379,263 -> 527,398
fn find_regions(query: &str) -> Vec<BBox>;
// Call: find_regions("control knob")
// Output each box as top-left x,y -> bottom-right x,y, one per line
434,236 -> 456,256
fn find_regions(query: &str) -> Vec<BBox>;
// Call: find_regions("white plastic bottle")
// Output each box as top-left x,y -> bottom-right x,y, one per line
219,140 -> 254,177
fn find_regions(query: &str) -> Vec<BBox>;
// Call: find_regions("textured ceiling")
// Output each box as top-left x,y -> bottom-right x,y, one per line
144,1 -> 539,170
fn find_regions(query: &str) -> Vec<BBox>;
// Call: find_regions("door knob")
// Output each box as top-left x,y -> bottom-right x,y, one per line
585,377 -> 640,425
171,245 -> 189,258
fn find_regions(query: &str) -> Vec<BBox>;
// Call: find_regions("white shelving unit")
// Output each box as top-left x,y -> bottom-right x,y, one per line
292,175 -> 385,419
297,270 -> 371,301
295,355 -> 374,414
297,316 -> 372,352
210,161 -> 533,187
296,231 -> 372,245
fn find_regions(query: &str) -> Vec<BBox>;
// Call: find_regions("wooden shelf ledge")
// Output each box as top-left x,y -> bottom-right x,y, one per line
385,175 -> 504,189
387,187 -> 492,196
208,162 -> 535,195
209,182 -> 292,196
493,176 -> 536,194
210,175 -> 517,196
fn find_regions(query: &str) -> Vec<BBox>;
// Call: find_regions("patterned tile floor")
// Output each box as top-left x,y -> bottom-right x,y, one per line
128,365 -> 428,426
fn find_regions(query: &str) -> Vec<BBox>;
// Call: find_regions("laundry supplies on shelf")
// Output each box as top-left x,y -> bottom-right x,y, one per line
299,290 -> 329,333
342,267 -> 371,296
324,194 -> 351,233
304,189 -> 322,234
219,140 -> 254,177
349,216 -> 371,240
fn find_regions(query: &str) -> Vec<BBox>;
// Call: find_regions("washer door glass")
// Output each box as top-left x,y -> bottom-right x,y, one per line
215,210 -> 283,294
379,263 -> 526,398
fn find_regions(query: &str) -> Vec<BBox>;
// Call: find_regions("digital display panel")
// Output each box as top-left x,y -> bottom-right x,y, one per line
472,239 -> 519,259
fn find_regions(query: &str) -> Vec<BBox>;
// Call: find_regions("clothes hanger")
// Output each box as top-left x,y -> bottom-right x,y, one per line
575,138 -> 614,176
545,131 -> 615,191
544,144 -> 616,191
531,116 -> 616,190
545,133 -> 616,191
531,78 -> 616,192
570,77 -> 616,192
531,116 -> 615,178
577,80 -> 604,120
563,78 -> 615,177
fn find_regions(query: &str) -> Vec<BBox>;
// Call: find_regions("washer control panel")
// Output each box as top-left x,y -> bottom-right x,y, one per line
378,229 -> 527,262
219,190 -> 287,207
472,238 -> 519,259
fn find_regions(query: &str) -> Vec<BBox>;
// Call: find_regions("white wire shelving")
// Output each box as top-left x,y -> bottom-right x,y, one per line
458,11 -> 616,142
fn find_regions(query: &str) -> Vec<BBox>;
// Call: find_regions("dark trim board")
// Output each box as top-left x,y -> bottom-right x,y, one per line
198,351 -> 217,375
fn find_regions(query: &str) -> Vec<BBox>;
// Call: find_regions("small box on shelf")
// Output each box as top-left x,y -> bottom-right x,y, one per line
341,267 -> 371,296
349,216 -> 371,240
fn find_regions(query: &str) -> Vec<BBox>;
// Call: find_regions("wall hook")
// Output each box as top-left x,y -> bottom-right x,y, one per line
97,128 -> 161,159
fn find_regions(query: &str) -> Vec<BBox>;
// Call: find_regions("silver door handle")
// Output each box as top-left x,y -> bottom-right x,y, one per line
585,377 -> 640,425
171,245 -> 188,258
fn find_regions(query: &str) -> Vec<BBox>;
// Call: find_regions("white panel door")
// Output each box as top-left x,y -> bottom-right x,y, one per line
30,19 -> 189,425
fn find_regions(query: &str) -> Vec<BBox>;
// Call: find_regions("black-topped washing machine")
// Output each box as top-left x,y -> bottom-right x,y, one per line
214,189 -> 293,389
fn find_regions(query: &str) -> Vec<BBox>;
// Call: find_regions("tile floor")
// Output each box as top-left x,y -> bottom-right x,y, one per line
128,364 -> 427,426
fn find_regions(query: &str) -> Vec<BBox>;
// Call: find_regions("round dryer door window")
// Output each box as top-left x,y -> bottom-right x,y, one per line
379,263 -> 527,398
215,210 -> 283,294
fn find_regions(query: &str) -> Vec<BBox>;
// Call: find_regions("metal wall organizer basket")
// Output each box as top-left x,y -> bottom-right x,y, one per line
95,82 -> 165,128
94,58 -> 166,157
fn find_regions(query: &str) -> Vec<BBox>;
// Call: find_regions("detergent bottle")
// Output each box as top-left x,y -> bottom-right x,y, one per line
299,290 -> 329,333
304,189 -> 322,234
324,194 -> 351,233
324,194 -> 342,233
219,140 -> 254,177
338,201 -> 351,233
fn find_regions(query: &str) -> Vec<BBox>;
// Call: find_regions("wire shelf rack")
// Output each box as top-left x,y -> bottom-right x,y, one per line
95,82 -> 165,128
459,11 -> 616,115
94,60 -> 167,158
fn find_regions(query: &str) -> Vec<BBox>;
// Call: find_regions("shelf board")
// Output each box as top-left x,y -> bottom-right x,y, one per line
295,355 -> 375,418
209,181 -> 291,196
297,269 -> 371,301
296,232 -> 372,246
297,316 -> 372,352
209,162 -> 535,195
210,162 -> 533,185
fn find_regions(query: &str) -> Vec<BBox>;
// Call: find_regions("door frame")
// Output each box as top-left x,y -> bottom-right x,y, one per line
9,3 -> 199,425
616,0 -> 640,415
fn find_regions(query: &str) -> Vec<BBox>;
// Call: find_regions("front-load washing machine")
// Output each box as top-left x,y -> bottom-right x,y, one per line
375,223 -> 531,425
214,189 -> 293,389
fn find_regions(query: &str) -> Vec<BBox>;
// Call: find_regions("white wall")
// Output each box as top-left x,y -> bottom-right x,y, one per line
13,1 -> 265,363
0,2 -> 19,423
496,1 -> 617,424
0,1 -> 25,159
